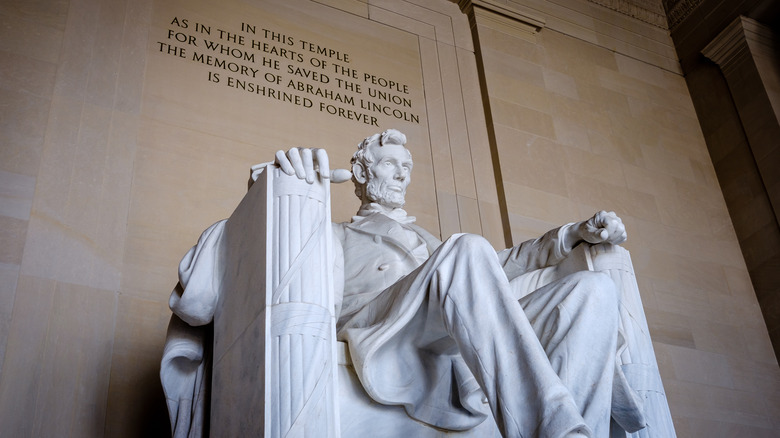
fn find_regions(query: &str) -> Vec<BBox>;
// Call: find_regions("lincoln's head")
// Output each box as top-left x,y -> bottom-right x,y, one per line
351,129 -> 413,208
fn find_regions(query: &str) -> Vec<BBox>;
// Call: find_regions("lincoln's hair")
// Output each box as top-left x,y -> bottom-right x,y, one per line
351,129 -> 409,199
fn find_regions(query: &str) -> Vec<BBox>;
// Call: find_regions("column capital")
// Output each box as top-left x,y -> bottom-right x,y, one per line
702,16 -> 777,76
457,0 -> 545,39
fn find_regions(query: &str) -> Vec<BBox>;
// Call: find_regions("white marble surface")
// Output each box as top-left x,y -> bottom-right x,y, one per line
162,129 -> 675,438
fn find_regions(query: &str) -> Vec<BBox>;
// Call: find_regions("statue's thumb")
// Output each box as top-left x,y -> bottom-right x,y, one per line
330,169 -> 352,183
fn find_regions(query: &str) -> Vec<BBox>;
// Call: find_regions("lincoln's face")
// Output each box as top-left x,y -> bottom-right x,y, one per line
364,142 -> 413,208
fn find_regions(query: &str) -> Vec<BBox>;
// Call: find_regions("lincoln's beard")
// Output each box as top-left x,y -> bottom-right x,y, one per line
365,179 -> 406,208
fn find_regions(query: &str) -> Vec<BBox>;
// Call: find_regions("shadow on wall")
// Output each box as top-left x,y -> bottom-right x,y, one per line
135,365 -> 171,437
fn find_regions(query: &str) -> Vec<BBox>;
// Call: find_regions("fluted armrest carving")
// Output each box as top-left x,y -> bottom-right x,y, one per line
509,243 -> 676,438
212,166 -> 340,438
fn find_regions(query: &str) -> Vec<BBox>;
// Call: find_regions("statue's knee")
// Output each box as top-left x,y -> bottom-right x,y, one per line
449,233 -> 494,255
568,271 -> 618,307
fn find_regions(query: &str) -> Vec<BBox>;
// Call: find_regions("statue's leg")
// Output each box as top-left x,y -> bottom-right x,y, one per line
519,271 -> 620,437
423,234 -> 590,438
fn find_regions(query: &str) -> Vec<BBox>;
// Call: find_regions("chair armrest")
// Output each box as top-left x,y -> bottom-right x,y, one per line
508,243 -> 593,300
509,243 -> 676,437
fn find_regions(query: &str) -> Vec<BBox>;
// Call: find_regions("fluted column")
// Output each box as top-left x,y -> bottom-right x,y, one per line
211,166 -> 339,438
702,16 -> 780,356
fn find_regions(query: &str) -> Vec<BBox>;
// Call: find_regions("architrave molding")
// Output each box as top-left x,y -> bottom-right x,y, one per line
663,0 -> 703,30
589,0 -> 668,29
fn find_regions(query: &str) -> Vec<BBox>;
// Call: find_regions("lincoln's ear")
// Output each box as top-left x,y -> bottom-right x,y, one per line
352,162 -> 367,184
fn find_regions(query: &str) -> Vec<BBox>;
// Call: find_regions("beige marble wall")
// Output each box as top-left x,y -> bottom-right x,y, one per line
471,1 -> 780,435
0,0 -> 157,435
0,0 -> 778,436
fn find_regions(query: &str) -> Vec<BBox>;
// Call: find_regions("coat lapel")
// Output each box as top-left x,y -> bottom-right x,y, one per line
346,213 -> 419,259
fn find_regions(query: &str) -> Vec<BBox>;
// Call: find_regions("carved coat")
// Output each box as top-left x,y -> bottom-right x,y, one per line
332,209 -> 576,430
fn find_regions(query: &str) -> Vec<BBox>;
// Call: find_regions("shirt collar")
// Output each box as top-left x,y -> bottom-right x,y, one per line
352,202 -> 416,224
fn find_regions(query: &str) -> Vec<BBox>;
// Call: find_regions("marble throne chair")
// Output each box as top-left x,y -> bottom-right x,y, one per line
161,168 -> 676,438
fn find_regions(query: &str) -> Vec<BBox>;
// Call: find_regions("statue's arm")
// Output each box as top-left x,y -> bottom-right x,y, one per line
169,220 -> 227,326
162,220 -> 227,438
497,211 -> 627,281
496,224 -> 574,281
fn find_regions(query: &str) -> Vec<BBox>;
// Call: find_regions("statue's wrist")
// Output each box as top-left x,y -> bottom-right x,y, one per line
559,222 -> 580,255
567,222 -> 585,250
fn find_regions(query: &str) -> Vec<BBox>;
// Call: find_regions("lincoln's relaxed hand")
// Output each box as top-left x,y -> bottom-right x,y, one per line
249,148 -> 351,187
275,147 -> 329,184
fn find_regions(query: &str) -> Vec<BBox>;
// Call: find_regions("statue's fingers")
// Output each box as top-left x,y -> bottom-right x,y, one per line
301,148 -> 315,183
606,217 -> 620,235
598,229 -> 609,240
314,148 -> 330,180
585,214 -> 598,230
610,219 -> 625,242
275,150 -> 295,175
611,231 -> 627,245
609,226 -> 627,243
287,147 -> 306,179
589,211 -> 605,229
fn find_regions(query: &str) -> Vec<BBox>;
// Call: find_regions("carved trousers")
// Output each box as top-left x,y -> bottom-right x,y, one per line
414,234 -> 619,438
